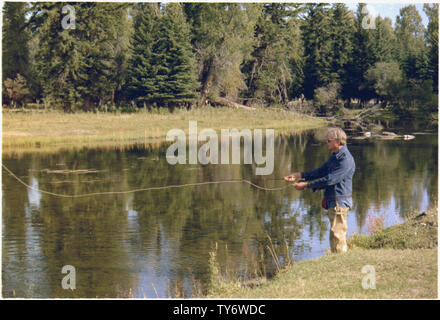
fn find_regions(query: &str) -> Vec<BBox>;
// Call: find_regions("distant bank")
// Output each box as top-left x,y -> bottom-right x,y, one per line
2,108 -> 327,154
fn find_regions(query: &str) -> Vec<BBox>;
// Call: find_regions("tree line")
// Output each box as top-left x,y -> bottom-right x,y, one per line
2,2 -> 438,118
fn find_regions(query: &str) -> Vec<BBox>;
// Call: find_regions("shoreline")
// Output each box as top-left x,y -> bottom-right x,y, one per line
2,108 -> 327,155
205,206 -> 438,299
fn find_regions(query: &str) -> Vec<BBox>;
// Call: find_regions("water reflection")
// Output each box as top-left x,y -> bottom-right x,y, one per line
2,129 -> 437,298
28,176 -> 41,209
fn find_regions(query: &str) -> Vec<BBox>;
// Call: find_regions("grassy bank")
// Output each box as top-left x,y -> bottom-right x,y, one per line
2,107 -> 326,154
206,207 -> 438,299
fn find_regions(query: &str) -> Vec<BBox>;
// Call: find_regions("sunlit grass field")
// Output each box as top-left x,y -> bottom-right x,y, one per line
2,107 -> 327,154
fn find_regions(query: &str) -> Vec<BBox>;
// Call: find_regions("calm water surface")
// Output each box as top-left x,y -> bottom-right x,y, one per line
2,126 -> 437,298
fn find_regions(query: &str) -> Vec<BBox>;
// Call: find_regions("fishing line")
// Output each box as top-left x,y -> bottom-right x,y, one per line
2,163 -> 292,199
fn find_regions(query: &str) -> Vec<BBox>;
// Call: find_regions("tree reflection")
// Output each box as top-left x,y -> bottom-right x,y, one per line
2,130 -> 437,297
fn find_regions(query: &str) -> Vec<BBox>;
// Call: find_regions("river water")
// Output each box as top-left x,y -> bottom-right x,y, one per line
2,125 -> 437,298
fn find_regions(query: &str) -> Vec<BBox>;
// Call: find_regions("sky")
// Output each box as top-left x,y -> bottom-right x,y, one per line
344,2 -> 429,27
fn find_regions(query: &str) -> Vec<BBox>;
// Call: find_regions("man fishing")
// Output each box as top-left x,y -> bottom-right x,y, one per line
284,127 -> 355,253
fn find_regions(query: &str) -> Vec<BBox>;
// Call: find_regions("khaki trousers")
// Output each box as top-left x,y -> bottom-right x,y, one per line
327,205 -> 349,253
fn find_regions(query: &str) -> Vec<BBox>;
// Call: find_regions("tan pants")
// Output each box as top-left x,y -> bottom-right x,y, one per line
327,205 -> 349,253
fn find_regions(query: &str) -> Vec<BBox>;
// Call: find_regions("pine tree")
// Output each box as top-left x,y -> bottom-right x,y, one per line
2,2 -> 29,81
301,3 -> 333,99
126,3 -> 198,109
423,4 -> 438,92
2,2 -> 31,104
34,3 -> 127,111
34,3 -> 81,111
345,3 -> 376,103
125,3 -> 159,105
75,3 -> 128,110
329,3 -> 355,100
371,17 -> 398,63
150,3 -> 199,108
126,3 -> 159,102
395,5 -> 426,80
110,4 -> 134,105
414,49 -> 431,82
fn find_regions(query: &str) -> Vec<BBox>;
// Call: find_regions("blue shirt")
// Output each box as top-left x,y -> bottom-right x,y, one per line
301,145 -> 355,209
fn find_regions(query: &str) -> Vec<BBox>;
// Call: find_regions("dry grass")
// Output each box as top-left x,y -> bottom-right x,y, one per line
2,107 -> 326,154
366,209 -> 385,235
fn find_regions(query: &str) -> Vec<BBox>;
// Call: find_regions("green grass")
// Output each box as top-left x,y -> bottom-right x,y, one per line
348,209 -> 438,250
207,248 -> 437,299
2,107 -> 327,154
206,207 -> 438,299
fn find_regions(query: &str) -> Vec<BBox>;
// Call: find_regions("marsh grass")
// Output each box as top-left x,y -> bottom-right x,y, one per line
206,236 -> 295,297
365,209 -> 386,235
2,107 -> 326,154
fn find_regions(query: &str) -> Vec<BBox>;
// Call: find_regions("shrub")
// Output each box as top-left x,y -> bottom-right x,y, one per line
365,61 -> 403,100
313,82 -> 341,115
3,74 -> 29,107
387,78 -> 438,117
120,103 -> 138,113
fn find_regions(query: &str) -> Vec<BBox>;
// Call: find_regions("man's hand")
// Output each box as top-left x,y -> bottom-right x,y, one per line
294,181 -> 308,191
284,172 -> 301,182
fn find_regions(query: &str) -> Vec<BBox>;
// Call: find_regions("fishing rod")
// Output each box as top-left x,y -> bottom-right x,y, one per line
2,163 -> 296,199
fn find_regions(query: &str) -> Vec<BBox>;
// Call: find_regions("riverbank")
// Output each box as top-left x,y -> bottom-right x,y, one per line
2,107 -> 327,154
206,207 -> 438,299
